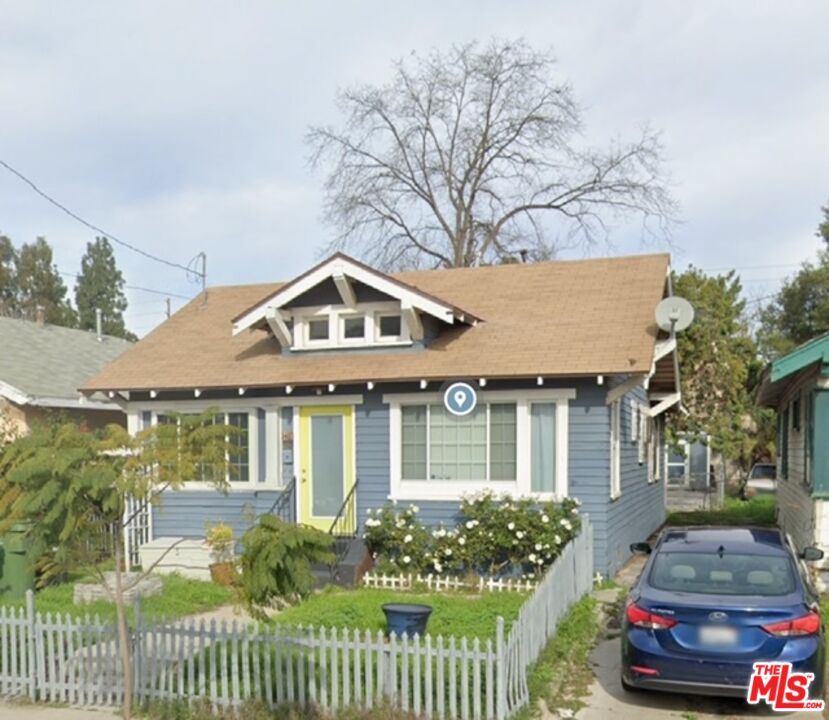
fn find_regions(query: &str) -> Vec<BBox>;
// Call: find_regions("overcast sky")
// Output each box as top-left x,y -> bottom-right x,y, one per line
1,1 -> 827,336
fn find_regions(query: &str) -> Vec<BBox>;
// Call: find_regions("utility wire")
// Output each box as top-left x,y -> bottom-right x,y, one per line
54,269 -> 192,301
0,158 -> 202,277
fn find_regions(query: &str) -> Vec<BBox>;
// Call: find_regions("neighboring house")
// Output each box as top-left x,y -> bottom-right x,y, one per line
666,433 -> 712,490
0,315 -> 132,436
82,252 -> 682,577
757,332 -> 829,589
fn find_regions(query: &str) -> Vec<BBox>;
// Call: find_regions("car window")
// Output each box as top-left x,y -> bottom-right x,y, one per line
750,465 -> 776,479
650,552 -> 796,596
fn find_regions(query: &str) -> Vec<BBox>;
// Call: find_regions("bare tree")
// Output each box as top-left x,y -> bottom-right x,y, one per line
308,39 -> 678,269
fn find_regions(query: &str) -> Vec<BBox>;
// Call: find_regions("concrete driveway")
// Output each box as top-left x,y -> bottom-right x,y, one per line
576,636 -> 820,720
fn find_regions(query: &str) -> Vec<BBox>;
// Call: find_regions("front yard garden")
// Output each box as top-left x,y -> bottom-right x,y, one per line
0,571 -> 233,622
274,585 -> 528,641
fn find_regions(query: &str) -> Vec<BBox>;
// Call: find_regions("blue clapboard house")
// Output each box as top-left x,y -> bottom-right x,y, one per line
82,252 -> 681,579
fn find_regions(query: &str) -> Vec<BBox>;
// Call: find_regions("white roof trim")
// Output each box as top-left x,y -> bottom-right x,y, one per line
0,379 -> 31,406
29,395 -> 122,411
233,255 -> 459,336
0,379 -> 121,411
649,392 -> 681,417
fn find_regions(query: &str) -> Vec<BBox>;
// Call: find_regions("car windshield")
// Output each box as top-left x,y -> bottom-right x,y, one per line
751,465 -> 776,479
650,552 -> 796,596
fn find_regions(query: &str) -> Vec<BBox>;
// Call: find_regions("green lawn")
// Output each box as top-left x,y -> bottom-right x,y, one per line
273,586 -> 527,641
1,572 -> 234,623
666,495 -> 776,528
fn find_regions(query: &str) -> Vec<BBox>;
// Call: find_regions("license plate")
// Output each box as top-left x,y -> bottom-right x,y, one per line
699,625 -> 738,646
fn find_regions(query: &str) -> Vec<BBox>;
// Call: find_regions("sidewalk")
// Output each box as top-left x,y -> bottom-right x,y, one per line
0,704 -> 116,719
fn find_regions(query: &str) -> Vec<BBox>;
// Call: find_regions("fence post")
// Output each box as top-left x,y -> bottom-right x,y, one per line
132,593 -> 142,706
25,589 -> 37,701
495,616 -> 506,720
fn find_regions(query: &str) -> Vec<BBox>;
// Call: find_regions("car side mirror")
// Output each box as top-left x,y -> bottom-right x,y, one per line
630,542 -> 652,555
800,546 -> 824,562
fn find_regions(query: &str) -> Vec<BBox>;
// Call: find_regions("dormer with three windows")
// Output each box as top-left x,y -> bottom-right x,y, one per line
231,254 -> 477,353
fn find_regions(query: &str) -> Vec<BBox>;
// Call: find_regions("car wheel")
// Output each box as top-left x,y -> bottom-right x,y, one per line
621,673 -> 643,693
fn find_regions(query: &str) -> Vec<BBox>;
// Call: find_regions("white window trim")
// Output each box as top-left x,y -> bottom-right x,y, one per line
610,399 -> 622,499
637,404 -> 647,465
375,312 -> 406,343
384,389 -> 574,502
290,302 -> 413,351
143,407 -> 264,491
232,254 -> 462,335
125,395 -> 365,492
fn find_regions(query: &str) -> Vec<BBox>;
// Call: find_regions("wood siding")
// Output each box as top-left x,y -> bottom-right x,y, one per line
777,370 -> 817,552
148,379 -> 666,578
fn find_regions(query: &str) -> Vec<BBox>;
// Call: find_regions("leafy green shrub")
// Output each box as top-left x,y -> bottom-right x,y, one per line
365,492 -> 581,578
239,516 -> 334,618
363,503 -> 430,573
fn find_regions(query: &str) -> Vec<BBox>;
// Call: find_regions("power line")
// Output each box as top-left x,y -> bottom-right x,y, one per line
701,262 -> 802,272
0,158 -> 203,278
54,269 -> 192,301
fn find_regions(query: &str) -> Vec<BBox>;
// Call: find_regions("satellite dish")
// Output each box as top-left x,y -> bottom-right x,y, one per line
655,296 -> 694,333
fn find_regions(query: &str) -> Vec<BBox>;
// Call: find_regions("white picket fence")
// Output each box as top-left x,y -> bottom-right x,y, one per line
0,519 -> 593,718
362,573 -> 537,593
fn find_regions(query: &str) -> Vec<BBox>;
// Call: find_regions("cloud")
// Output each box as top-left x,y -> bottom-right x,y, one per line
0,0 -> 827,336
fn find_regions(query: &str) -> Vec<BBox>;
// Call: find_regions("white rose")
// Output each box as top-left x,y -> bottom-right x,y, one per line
458,537 -> 466,546
516,531 -> 524,539
404,534 -> 413,544
571,508 -> 579,516
466,520 -> 475,529
535,543 -> 543,551
507,522 -> 515,531
528,553 -> 537,563
402,555 -> 411,564
541,515 -> 549,524
410,505 -> 419,513
554,534 -> 562,545
444,549 -> 453,557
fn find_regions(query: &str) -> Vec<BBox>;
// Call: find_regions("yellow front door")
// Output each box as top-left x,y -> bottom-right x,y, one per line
299,405 -> 355,531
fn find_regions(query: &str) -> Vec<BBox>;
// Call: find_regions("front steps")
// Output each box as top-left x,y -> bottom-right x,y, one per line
142,535 -> 370,588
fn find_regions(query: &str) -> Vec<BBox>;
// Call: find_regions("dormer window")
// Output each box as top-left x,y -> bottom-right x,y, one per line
342,315 -> 366,340
307,318 -> 330,342
232,253 -> 478,351
378,314 -> 402,339
290,303 -> 414,351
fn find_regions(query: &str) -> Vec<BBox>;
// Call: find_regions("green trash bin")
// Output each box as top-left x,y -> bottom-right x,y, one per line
0,522 -> 36,601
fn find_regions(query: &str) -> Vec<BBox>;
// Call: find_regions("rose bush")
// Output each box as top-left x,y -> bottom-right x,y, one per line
363,492 -> 581,578
363,503 -> 431,574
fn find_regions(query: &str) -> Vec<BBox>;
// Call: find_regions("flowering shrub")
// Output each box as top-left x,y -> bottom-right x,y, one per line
363,504 -> 431,574
364,492 -> 581,578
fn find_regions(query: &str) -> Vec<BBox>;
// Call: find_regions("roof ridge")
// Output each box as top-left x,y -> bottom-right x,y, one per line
198,252 -> 671,293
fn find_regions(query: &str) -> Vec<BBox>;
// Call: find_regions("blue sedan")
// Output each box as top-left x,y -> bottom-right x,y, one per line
622,527 -> 825,699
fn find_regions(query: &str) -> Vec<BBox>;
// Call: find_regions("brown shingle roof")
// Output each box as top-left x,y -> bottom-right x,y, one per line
81,253 -> 669,392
